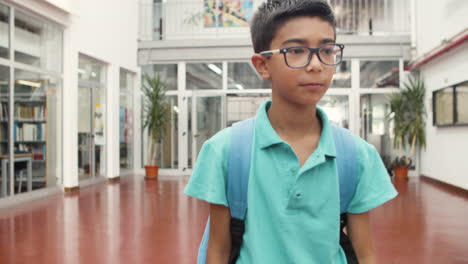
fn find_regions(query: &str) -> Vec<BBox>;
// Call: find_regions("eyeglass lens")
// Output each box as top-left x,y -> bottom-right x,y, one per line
285,44 -> 342,67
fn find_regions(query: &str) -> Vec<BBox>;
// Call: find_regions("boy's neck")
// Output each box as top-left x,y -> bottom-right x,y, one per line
267,99 -> 322,139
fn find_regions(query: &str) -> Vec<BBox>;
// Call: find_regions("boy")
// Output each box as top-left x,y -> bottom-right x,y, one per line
184,0 -> 398,263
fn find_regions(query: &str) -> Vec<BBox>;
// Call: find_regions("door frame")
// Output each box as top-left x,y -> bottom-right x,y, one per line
190,92 -> 226,169
78,80 -> 105,179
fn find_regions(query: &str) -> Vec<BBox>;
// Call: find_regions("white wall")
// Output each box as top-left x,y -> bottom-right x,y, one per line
418,41 -> 468,190
9,0 -> 140,187
66,0 -> 139,185
414,0 -> 468,57
414,0 -> 468,190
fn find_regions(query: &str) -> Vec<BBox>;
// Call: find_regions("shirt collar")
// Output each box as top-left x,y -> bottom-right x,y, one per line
254,99 -> 337,158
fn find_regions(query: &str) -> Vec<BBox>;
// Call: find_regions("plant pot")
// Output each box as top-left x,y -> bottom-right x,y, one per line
393,166 -> 409,181
145,165 -> 160,180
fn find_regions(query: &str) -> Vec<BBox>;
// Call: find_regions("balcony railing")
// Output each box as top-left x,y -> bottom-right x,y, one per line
139,0 -> 411,41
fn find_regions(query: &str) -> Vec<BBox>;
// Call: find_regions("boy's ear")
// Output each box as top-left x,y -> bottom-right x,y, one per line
251,54 -> 271,80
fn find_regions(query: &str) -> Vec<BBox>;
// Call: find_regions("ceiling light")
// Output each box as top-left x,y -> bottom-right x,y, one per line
16,80 -> 41,88
208,64 -> 222,75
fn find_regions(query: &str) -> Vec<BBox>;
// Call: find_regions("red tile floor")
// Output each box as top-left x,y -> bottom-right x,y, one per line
0,176 -> 467,264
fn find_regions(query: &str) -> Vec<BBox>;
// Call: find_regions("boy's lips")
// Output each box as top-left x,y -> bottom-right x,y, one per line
299,83 -> 324,89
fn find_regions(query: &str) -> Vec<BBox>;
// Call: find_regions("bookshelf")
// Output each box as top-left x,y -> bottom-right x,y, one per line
0,88 -> 47,187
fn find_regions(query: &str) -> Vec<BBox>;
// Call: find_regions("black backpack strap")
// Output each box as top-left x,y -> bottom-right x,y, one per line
340,213 -> 359,264
227,118 -> 255,263
228,218 -> 246,264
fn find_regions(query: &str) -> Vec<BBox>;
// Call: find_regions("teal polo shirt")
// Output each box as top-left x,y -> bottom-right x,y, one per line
184,100 -> 397,263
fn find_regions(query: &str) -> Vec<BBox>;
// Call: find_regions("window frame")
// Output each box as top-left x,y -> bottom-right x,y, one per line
433,81 -> 468,127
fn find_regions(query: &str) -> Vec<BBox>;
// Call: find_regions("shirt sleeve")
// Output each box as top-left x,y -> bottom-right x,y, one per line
347,137 -> 398,214
183,129 -> 230,207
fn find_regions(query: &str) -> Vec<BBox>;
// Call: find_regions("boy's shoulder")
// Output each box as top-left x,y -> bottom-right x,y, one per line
348,133 -> 383,165
201,126 -> 233,155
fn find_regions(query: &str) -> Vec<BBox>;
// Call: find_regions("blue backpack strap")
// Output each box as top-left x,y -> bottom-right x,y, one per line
330,124 -> 359,213
197,118 -> 255,264
197,218 -> 210,264
227,117 -> 255,219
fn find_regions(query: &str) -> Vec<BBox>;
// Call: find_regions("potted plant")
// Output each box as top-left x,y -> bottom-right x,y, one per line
388,73 -> 427,180
142,74 -> 171,180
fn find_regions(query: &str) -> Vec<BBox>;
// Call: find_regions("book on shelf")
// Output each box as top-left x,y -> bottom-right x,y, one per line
13,123 -> 46,141
16,144 -> 46,161
33,146 -> 46,160
15,105 -> 46,121
0,125 -> 7,141
0,102 -> 8,120
0,103 -> 46,121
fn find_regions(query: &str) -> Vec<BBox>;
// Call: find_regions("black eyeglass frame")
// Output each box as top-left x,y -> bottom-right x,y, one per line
259,43 -> 345,68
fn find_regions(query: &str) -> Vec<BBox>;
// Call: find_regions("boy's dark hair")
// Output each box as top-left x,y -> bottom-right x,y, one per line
250,0 -> 337,53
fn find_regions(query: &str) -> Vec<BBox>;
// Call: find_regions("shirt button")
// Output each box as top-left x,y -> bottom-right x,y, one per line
289,167 -> 296,173
295,193 -> 302,199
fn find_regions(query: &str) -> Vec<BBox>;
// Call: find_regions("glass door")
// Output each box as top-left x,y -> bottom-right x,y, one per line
189,94 -> 224,168
78,85 -> 95,180
78,55 -> 106,180
119,69 -> 134,171
78,82 -> 105,180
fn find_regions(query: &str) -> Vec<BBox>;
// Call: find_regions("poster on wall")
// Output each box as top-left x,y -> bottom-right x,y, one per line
204,0 -> 253,28
94,104 -> 105,146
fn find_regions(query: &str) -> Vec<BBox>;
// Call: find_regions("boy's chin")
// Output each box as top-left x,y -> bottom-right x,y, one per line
274,94 -> 323,107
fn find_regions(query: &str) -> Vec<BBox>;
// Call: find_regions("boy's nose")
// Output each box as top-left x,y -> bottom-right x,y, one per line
305,53 -> 323,72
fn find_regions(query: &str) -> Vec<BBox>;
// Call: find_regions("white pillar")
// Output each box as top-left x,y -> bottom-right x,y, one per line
133,69 -> 142,171
106,65 -> 120,179
350,59 -> 361,135
62,28 -> 79,188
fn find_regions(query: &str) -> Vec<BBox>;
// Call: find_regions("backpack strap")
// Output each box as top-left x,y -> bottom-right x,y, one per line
330,124 -> 359,213
227,117 -> 255,219
196,118 -> 255,264
226,118 -> 255,263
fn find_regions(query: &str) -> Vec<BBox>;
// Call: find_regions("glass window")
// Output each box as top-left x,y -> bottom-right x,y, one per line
434,87 -> 454,125
0,64 -> 8,95
0,7 -> 62,198
228,62 -> 269,90
360,94 -> 397,157
226,94 -> 271,125
318,95 -> 349,128
0,65 -> 9,154
187,63 -> 222,90
433,81 -> 468,126
78,55 -> 106,84
360,61 -> 399,88
0,65 -> 8,197
119,69 -> 134,170
331,60 -> 351,88
14,10 -> 63,73
142,64 -> 177,90
143,95 -> 178,169
14,69 -> 59,191
0,4 -> 9,59
188,95 -> 222,169
456,82 -> 468,124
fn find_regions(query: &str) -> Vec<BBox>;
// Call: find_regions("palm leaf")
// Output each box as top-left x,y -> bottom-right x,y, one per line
388,73 -> 427,159
142,74 -> 171,165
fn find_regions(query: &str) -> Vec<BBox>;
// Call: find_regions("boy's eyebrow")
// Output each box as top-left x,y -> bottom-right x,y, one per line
281,38 -> 336,46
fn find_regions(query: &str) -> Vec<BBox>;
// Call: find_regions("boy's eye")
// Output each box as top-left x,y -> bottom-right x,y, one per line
320,48 -> 334,55
287,47 -> 306,55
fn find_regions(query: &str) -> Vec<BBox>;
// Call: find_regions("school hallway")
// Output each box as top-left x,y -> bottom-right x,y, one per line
0,175 -> 467,264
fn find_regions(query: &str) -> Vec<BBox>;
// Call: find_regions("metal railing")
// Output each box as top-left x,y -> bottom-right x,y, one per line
330,0 -> 411,35
139,0 -> 411,41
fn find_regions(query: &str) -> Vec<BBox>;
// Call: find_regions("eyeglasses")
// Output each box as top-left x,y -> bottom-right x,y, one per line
260,43 -> 345,68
